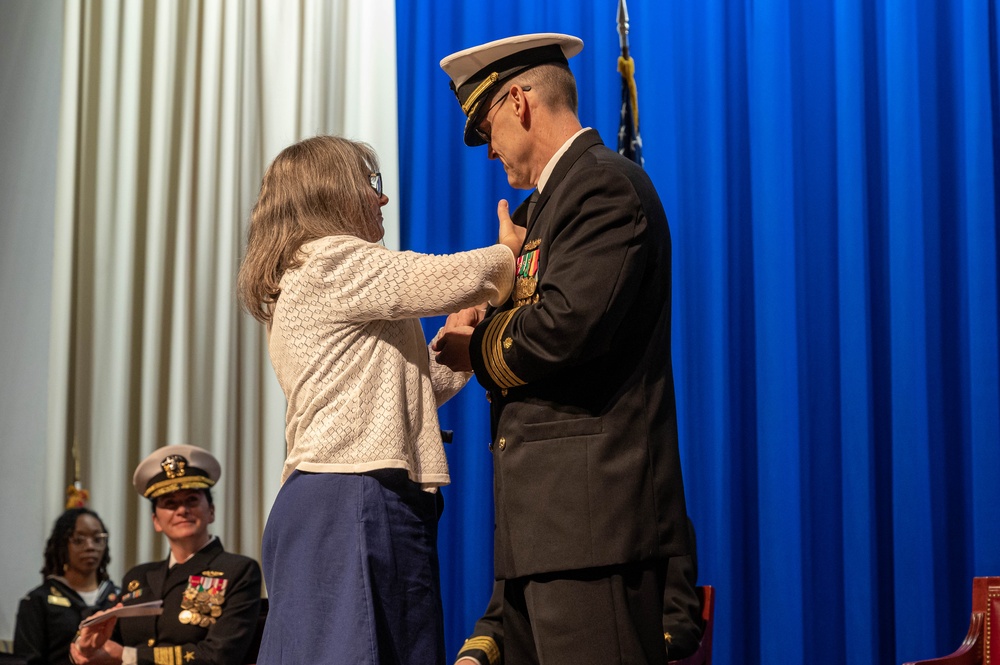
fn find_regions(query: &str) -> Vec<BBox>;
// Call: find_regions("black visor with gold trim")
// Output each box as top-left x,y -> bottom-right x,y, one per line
440,33 -> 584,146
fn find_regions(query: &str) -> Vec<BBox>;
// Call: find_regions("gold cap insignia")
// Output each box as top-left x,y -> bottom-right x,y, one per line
160,455 -> 187,479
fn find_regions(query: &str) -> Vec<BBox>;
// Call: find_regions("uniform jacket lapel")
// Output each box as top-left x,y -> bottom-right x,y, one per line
146,560 -> 168,599
156,538 -> 224,597
526,129 -> 604,233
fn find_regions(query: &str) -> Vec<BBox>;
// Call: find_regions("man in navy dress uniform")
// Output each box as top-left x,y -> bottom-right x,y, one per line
435,33 -> 692,665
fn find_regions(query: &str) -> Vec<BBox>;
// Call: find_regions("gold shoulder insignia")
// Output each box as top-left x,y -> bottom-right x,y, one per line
128,580 -> 140,592
47,594 -> 71,607
184,652 -> 195,662
200,570 -> 224,577
49,586 -> 64,597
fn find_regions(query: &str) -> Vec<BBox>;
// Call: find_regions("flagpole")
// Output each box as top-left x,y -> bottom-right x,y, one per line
616,0 -> 642,165
617,0 -> 630,60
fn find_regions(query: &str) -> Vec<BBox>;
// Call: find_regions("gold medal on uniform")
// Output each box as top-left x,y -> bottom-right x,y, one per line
515,277 -> 537,303
121,580 -> 144,602
180,575 -> 229,626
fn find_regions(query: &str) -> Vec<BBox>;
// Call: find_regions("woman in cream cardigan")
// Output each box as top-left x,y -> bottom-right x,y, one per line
237,135 -> 522,665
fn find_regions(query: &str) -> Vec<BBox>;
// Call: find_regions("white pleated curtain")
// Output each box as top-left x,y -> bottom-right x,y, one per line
48,0 -> 398,578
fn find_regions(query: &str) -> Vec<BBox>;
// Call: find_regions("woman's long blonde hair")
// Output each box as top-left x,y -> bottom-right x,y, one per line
237,135 -> 381,323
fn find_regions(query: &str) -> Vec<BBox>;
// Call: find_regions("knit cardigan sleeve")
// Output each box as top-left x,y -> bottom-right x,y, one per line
289,236 -> 514,324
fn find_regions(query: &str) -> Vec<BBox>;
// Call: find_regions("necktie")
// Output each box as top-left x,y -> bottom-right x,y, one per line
526,190 -> 540,222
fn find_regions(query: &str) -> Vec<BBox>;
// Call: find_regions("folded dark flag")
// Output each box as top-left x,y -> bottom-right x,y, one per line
617,54 -> 644,167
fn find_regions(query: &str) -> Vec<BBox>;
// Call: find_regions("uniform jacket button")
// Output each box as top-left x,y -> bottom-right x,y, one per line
498,437 -> 506,451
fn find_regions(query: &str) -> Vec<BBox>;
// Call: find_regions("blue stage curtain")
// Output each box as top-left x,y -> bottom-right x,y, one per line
396,1 -> 1000,663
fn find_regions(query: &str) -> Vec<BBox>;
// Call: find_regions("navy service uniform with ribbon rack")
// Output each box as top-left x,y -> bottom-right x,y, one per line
470,128 -> 688,582
115,539 -> 261,665
467,129 -> 690,664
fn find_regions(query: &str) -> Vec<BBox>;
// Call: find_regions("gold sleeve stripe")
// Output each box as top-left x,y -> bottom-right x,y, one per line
481,312 -> 514,386
482,309 -> 525,389
459,636 -> 501,665
153,646 -> 182,665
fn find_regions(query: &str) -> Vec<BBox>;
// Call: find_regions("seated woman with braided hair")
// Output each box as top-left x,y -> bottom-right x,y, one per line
14,508 -> 120,665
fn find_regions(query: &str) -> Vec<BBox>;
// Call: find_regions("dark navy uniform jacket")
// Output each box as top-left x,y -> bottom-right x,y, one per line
14,577 -> 119,665
115,539 -> 261,665
470,129 -> 689,580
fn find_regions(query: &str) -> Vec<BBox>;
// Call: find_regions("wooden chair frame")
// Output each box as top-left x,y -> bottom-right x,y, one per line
902,577 -> 1000,665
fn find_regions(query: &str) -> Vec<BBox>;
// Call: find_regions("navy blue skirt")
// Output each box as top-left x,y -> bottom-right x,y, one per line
257,469 -> 445,665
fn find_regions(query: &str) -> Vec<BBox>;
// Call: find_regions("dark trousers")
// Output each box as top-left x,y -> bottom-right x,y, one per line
502,560 -> 668,665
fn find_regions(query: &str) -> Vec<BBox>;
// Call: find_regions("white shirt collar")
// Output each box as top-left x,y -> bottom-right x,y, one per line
168,535 -> 217,568
537,127 -> 590,193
